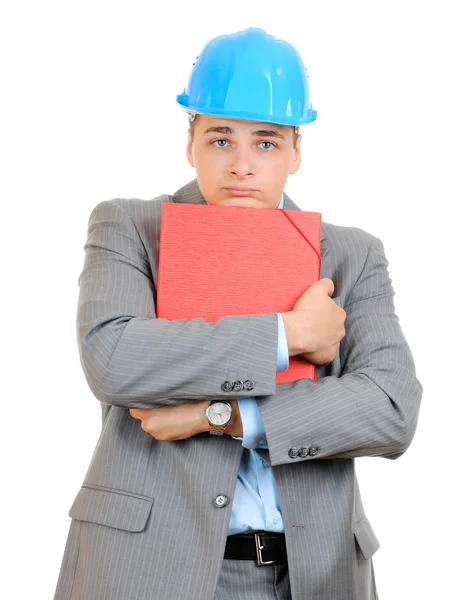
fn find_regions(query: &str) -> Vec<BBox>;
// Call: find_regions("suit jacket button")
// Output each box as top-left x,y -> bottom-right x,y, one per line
298,447 -> 308,458
221,381 -> 233,392
243,380 -> 255,391
308,446 -> 319,456
288,447 -> 299,459
213,494 -> 229,508
233,380 -> 244,392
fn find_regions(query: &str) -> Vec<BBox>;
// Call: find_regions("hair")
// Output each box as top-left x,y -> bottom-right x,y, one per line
188,115 -> 300,149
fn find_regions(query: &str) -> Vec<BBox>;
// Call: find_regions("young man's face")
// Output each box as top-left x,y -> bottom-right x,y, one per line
186,115 -> 302,209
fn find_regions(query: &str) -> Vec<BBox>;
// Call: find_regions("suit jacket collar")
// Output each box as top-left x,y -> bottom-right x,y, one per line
172,179 -> 327,253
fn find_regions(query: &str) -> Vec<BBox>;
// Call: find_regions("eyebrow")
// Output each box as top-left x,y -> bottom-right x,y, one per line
203,126 -> 285,141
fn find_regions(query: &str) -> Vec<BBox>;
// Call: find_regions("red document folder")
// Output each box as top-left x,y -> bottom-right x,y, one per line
156,203 -> 322,384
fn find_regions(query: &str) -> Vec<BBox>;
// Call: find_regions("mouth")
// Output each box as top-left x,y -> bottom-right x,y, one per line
224,188 -> 258,197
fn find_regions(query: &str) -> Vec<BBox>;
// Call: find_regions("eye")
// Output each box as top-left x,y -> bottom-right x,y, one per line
259,141 -> 275,150
213,139 -> 229,147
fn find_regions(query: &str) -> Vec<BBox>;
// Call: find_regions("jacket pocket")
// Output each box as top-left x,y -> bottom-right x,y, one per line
353,515 -> 380,560
69,484 -> 153,533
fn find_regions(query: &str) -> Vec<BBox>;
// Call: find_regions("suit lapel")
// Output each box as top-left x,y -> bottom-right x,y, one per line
172,179 -> 207,205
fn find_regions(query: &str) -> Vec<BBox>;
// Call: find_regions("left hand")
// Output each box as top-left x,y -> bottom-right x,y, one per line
129,399 -> 243,441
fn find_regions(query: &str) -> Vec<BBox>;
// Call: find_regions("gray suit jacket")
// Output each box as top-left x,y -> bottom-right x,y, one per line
54,179 -> 422,600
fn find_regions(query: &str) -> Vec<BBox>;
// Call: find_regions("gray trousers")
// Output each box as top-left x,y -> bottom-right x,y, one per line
214,559 -> 291,600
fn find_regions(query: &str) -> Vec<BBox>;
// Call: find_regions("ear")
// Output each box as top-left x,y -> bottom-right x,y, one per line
289,134 -> 302,175
186,130 -> 195,168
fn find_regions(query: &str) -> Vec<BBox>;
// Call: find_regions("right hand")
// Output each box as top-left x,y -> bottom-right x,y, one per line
282,278 -> 346,365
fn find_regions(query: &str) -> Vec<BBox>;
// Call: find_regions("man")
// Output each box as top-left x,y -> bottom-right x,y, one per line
53,28 -> 422,599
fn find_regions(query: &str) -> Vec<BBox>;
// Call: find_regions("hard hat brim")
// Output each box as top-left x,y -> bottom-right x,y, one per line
177,95 -> 317,127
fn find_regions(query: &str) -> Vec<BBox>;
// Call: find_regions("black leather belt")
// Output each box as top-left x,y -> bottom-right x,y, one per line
224,532 -> 287,566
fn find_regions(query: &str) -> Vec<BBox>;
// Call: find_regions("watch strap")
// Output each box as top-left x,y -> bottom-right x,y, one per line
209,426 -> 227,436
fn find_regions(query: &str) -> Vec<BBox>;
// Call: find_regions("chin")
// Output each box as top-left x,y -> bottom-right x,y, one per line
225,197 -> 263,207
214,192 -> 265,208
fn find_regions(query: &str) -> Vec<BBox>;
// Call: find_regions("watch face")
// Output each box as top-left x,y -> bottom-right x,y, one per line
207,402 -> 232,426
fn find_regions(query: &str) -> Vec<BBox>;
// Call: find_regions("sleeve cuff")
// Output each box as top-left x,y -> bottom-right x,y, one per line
276,313 -> 290,372
237,398 -> 268,449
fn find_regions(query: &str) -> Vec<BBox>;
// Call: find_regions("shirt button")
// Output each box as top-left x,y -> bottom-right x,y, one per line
273,517 -> 280,525
261,460 -> 269,469
213,494 -> 229,508
288,447 -> 299,459
259,438 -> 267,448
308,446 -> 319,456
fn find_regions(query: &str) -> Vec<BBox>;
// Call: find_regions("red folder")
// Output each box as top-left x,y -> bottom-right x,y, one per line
156,203 -> 322,384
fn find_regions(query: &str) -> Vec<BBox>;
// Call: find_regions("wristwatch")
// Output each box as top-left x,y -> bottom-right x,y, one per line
206,401 -> 233,436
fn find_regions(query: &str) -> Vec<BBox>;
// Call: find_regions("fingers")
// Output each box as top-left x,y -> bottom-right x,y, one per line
129,408 -> 151,420
129,408 -> 154,435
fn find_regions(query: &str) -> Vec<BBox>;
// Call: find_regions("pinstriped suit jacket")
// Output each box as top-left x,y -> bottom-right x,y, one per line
54,179 -> 422,600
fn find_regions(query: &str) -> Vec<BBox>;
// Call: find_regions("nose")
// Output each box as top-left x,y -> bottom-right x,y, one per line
228,147 -> 254,178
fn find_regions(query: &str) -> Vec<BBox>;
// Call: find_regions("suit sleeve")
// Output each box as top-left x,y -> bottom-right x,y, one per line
238,313 -> 290,448
77,199 -> 279,408
258,236 -> 422,463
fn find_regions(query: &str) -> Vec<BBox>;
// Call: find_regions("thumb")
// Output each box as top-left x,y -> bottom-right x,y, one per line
319,278 -> 335,297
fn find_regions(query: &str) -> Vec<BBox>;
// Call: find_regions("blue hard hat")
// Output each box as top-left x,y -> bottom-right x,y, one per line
176,27 -> 317,127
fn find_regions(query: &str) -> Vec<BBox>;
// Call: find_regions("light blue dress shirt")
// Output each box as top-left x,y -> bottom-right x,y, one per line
201,193 -> 289,535
228,308 -> 289,535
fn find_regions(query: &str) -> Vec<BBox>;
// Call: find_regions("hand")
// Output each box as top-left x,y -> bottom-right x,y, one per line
282,278 -> 346,365
129,401 -> 210,441
129,400 -> 243,441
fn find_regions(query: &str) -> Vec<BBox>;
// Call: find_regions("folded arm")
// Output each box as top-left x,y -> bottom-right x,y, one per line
258,236 -> 422,463
129,317 -> 288,441
78,199 -> 280,408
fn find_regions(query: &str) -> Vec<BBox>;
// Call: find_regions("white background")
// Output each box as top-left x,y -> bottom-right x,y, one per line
1,1 -> 464,598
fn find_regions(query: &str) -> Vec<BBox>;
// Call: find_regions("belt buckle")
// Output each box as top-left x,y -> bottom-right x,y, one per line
254,533 -> 275,567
